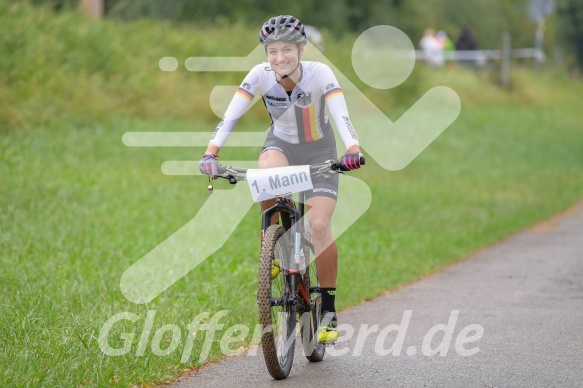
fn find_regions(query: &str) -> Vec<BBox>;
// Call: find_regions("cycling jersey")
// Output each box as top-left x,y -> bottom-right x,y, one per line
209,61 -> 359,149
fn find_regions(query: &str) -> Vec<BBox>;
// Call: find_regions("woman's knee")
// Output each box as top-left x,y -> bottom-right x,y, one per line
258,149 -> 288,169
309,218 -> 332,240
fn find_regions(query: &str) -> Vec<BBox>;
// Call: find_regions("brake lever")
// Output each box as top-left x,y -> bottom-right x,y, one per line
207,169 -> 240,194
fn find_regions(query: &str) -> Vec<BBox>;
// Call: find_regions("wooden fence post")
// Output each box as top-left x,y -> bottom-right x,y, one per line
501,32 -> 511,88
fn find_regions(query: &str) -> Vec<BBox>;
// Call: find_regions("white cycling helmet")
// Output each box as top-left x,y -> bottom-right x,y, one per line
259,15 -> 307,46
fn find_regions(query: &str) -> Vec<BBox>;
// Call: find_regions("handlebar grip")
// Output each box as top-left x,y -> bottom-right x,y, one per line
332,155 -> 366,171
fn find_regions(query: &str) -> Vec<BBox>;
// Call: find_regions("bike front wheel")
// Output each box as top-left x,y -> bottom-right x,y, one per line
258,224 -> 296,379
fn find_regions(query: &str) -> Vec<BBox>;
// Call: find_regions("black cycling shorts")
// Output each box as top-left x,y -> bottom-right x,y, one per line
260,130 -> 339,201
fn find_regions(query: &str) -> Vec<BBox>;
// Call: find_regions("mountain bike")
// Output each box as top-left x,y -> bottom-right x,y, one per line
208,157 -> 363,379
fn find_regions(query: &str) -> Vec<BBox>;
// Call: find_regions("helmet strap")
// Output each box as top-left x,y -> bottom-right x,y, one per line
278,54 -> 302,81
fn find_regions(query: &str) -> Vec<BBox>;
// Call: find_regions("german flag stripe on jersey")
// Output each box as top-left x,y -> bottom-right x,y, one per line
236,87 -> 254,101
295,104 -> 321,143
324,87 -> 343,100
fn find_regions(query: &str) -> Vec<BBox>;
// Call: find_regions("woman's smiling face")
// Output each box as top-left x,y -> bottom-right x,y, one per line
266,41 -> 303,74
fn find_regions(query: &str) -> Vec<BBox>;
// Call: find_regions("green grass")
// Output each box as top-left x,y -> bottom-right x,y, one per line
0,1 -> 421,133
2,2 -> 583,387
2,100 -> 583,386
0,1 -> 265,130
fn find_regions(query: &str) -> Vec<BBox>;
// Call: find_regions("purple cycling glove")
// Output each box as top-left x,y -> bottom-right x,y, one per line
340,152 -> 364,171
199,153 -> 219,179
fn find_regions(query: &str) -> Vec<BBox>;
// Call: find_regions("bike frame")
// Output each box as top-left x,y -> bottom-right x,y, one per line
261,192 -> 314,310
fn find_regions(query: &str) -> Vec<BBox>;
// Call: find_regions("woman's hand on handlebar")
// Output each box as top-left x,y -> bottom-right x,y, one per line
199,152 -> 219,179
335,146 -> 365,171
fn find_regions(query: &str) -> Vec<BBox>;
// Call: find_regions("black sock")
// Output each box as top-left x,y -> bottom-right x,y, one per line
321,287 -> 336,314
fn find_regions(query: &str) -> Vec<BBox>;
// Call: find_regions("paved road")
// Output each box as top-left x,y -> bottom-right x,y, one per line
173,203 -> 583,388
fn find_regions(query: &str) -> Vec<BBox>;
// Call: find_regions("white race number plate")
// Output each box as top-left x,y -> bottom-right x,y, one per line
246,165 -> 313,202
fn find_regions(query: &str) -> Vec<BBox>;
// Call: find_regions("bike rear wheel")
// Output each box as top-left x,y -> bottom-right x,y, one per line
300,219 -> 326,362
258,224 -> 296,379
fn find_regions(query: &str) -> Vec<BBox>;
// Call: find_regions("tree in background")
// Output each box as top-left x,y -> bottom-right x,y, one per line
555,0 -> 583,70
29,0 -> 568,58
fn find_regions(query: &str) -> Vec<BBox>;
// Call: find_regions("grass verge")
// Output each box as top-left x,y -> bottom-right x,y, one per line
2,94 -> 583,385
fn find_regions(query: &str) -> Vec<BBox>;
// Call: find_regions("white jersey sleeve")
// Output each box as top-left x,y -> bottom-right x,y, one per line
209,64 -> 265,148
319,64 -> 360,149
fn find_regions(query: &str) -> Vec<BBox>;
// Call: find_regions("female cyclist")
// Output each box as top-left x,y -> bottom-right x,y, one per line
199,15 -> 364,344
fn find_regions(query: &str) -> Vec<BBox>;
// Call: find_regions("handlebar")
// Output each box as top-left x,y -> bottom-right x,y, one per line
212,155 -> 365,184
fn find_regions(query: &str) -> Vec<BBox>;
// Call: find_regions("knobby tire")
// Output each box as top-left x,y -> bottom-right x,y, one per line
258,224 -> 296,379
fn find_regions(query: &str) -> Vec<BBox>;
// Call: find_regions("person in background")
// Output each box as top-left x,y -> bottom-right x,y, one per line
436,30 -> 456,62
419,28 -> 444,67
455,25 -> 478,68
